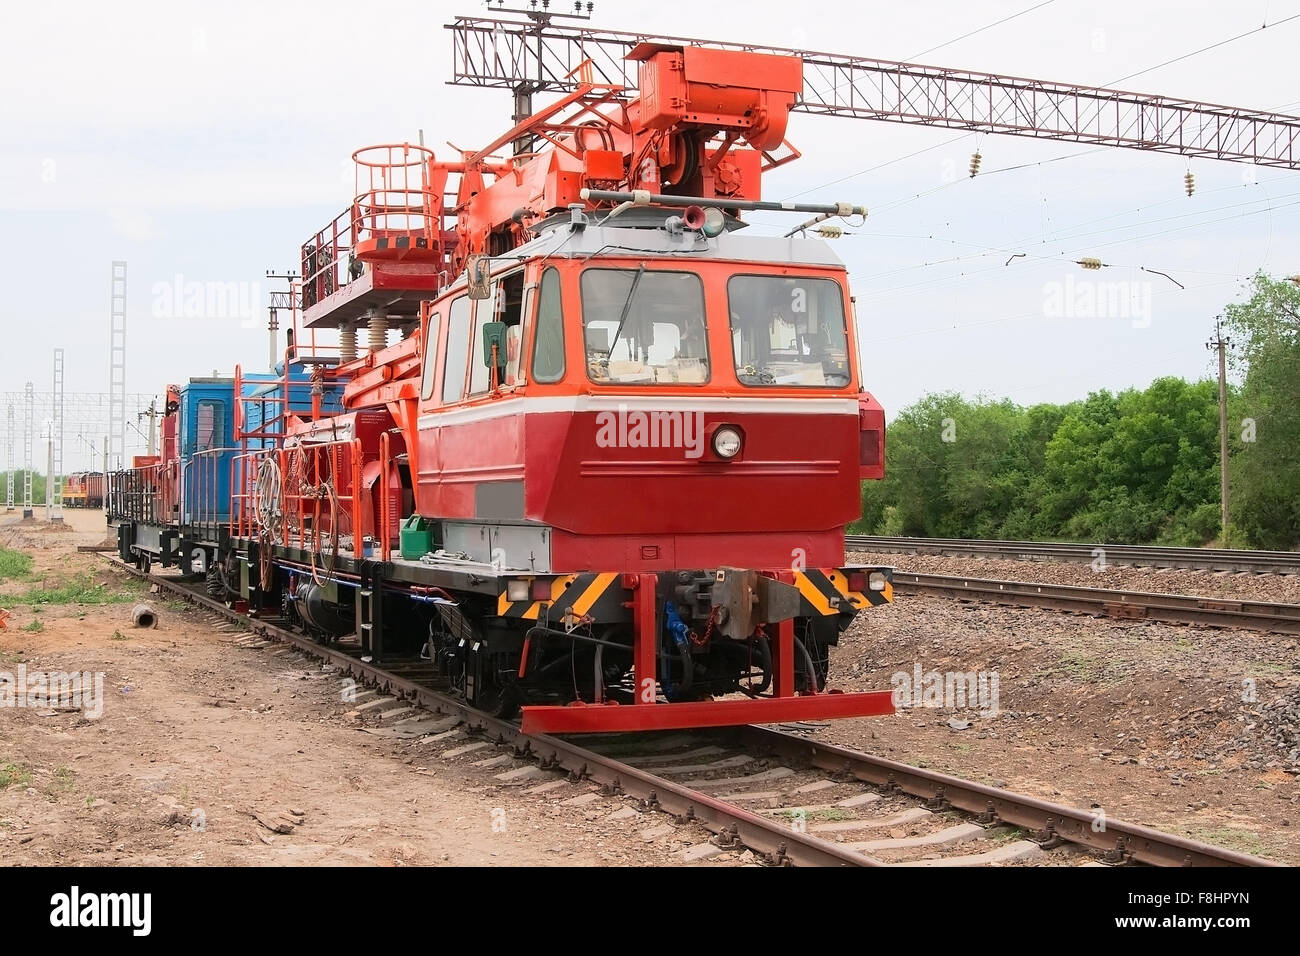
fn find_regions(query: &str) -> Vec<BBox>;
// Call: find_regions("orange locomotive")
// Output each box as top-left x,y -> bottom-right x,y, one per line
63,472 -> 105,509
204,42 -> 894,732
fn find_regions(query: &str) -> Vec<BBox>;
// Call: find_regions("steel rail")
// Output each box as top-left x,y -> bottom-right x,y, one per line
891,571 -> 1300,634
740,727 -> 1277,867
847,534 -> 1300,575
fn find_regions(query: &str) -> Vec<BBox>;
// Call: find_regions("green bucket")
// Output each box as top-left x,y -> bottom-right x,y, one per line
400,515 -> 435,561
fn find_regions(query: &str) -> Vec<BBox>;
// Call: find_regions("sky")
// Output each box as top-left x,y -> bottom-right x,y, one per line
2,0 -> 1299,469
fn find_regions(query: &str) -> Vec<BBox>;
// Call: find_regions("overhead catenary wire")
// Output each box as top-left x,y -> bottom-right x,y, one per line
1106,13 -> 1300,86
763,14 -> 1300,223
906,0 -> 1058,60
854,186 -> 1300,287
861,192 -> 1299,301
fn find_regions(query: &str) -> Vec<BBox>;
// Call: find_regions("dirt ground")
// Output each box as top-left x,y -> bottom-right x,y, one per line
827,558 -> 1300,863
0,509 -> 710,867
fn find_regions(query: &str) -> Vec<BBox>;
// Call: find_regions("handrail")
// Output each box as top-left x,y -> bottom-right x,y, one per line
379,431 -> 391,562
278,437 -> 367,564
106,462 -> 170,525
181,446 -> 241,526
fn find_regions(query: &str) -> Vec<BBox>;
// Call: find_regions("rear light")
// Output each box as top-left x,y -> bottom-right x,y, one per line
531,579 -> 553,601
846,571 -> 867,592
859,429 -> 881,466
858,393 -> 885,480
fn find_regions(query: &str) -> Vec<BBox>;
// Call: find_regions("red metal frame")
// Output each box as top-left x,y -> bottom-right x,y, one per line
519,568 -> 894,734
521,692 -> 895,734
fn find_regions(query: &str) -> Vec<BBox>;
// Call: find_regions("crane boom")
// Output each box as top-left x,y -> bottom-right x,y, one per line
449,15 -> 1300,169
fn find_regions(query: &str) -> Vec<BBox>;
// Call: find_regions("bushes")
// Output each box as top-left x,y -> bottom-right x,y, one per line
855,377 -> 1233,546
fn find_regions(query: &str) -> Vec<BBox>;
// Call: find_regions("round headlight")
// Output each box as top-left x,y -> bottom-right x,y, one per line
712,426 -> 742,459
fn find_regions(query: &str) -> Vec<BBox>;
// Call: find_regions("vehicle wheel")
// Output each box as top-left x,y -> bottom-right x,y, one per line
466,646 -> 520,720
205,562 -> 225,598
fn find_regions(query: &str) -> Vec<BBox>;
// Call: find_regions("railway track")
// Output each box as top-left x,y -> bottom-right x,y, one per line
847,535 -> 1300,575
891,572 -> 1300,635
114,559 -> 1276,867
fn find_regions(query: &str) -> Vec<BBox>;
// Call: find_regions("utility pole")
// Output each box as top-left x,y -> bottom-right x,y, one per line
1206,316 -> 1232,549
102,432 -> 110,516
138,399 -> 159,457
265,270 -> 299,371
491,2 -> 596,154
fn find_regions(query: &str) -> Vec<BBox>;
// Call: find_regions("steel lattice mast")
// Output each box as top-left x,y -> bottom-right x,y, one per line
447,15 -> 1300,169
48,348 -> 65,522
5,404 -> 13,513
109,261 -> 127,473
0,391 -> 153,473
22,382 -> 33,518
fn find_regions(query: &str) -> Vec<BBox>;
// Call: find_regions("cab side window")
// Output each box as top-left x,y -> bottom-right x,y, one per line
531,267 -> 565,383
195,399 -> 225,452
442,296 -> 473,404
420,311 -> 442,401
470,270 -> 526,395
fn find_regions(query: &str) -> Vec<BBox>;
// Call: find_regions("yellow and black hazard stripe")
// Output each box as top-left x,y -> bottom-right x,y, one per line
793,568 -> 893,616
495,572 -> 623,623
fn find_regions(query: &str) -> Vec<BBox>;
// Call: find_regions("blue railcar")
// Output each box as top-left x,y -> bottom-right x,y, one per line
108,365 -> 339,581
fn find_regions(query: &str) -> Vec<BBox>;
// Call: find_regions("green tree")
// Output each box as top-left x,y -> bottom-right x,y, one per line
1224,273 -> 1300,549
0,471 -> 47,505
854,377 -> 1224,545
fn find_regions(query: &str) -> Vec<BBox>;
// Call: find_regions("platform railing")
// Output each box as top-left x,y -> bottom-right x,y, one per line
234,343 -> 343,451
231,448 -> 279,541
107,462 -> 169,525
301,143 -> 452,310
281,438 -> 365,561
352,143 -> 436,243
300,206 -> 354,310
379,431 -> 392,562
183,446 -> 240,535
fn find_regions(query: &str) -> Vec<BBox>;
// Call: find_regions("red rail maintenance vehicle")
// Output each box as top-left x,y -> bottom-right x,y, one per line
206,41 -> 893,733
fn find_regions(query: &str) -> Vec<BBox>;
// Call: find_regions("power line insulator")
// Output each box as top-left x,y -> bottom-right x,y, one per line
813,225 -> 844,238
1078,257 -> 1104,270
969,152 -> 982,177
1184,171 -> 1195,196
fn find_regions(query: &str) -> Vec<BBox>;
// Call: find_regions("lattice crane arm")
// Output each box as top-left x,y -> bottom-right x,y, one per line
448,15 -> 1300,169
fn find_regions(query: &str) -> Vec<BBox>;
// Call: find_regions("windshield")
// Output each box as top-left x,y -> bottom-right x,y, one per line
580,268 -> 709,385
727,274 -> 851,387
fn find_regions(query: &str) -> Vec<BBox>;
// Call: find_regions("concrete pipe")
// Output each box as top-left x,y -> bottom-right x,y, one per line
132,604 -> 158,629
